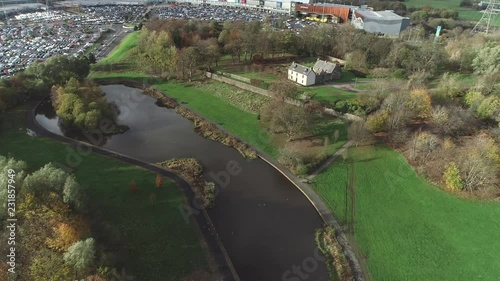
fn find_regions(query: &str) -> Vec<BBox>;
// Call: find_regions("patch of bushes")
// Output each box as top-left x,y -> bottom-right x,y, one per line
321,98 -> 365,115
315,226 -> 354,281
157,158 -> 216,208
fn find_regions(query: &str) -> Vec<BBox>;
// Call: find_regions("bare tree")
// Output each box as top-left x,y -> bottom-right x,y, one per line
271,103 -> 312,142
347,120 -> 374,146
269,80 -> 299,101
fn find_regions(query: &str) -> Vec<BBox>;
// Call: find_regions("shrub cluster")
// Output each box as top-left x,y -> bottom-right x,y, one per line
315,226 -> 354,281
157,158 -> 216,208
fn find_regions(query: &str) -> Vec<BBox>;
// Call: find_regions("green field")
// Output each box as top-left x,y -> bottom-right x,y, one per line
99,31 -> 139,64
304,86 -> 357,104
0,108 -> 209,280
403,0 -> 500,27
404,0 -> 461,9
312,145 -> 500,281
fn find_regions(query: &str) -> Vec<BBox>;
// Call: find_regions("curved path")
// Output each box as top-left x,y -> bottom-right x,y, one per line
26,99 -> 240,281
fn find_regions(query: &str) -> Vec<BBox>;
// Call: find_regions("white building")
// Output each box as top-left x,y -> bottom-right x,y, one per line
288,62 -> 315,86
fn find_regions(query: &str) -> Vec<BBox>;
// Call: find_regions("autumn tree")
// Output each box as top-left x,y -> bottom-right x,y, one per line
472,44 -> 500,75
443,162 -> 463,190
47,223 -> 81,251
409,89 -> 432,118
155,174 -> 164,188
177,46 -> 201,81
366,109 -> 389,132
130,180 -> 137,193
137,28 -> 178,78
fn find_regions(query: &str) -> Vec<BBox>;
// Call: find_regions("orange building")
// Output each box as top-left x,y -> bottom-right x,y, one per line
295,3 -> 354,23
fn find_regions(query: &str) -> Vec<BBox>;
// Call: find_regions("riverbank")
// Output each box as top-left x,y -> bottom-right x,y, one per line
32,84 -> 333,281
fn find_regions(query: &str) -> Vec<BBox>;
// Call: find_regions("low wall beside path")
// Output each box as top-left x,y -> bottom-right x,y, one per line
215,71 -> 252,84
206,72 -> 303,107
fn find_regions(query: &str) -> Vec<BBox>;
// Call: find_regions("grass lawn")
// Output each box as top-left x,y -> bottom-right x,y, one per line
217,63 -> 281,83
0,108 -> 209,280
236,71 -> 280,83
403,0 -> 500,26
99,31 -> 139,64
404,0 -> 461,9
312,145 -> 500,281
336,70 -> 371,83
303,86 -> 356,104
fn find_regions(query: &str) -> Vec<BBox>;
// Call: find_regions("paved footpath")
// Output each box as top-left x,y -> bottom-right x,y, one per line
307,141 -> 353,181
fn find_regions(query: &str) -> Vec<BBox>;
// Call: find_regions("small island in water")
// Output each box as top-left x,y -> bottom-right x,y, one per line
50,78 -> 129,136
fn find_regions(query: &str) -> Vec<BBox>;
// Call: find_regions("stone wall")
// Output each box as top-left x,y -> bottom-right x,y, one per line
206,72 -> 303,107
215,71 -> 252,84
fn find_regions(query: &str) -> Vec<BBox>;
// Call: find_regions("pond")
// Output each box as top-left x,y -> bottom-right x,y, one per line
35,84 -> 329,281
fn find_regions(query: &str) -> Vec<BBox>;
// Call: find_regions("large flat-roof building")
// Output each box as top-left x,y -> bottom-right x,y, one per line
352,9 -> 409,36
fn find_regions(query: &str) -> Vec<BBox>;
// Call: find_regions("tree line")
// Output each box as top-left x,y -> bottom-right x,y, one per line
348,33 -> 500,195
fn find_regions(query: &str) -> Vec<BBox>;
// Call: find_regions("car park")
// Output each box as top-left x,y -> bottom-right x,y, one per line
0,5 -> 146,78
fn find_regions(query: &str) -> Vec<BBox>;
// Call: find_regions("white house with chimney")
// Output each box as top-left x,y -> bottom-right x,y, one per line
288,62 -> 316,86
288,59 -> 341,86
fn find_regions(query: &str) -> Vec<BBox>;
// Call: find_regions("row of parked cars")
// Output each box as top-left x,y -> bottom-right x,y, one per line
83,5 -> 147,24
150,4 -> 280,22
0,5 -> 146,79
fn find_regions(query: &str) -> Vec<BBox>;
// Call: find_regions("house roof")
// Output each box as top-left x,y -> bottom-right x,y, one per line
354,9 -> 406,21
289,62 -> 314,76
313,59 -> 339,75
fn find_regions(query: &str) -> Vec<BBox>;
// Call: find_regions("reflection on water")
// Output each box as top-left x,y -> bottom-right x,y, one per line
35,84 -> 329,281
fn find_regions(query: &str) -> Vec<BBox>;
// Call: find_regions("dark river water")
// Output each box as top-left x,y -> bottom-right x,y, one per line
36,85 -> 328,281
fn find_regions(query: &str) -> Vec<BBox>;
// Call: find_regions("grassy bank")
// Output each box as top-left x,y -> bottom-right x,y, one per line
312,145 -> 500,281
0,109 -> 210,280
99,31 -> 139,64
